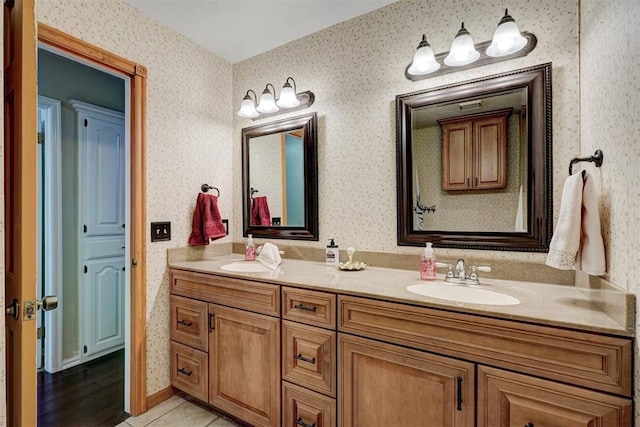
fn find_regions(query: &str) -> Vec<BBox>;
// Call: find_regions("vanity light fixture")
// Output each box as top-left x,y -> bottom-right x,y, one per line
486,9 -> 528,57
237,77 -> 315,120
405,9 -> 536,81
444,23 -> 480,67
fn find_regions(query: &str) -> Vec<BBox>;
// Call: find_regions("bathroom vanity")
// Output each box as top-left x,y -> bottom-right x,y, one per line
168,256 -> 633,427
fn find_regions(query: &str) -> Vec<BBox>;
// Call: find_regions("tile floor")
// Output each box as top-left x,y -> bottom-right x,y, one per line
116,395 -> 241,427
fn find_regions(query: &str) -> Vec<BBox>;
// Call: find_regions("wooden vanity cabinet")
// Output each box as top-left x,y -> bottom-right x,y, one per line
169,269 -> 281,427
282,287 -> 337,427
440,109 -> 510,191
478,366 -> 632,427
339,333 -> 475,427
209,304 -> 280,427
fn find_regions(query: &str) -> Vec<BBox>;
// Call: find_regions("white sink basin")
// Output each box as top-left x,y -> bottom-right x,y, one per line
220,262 -> 271,273
406,283 -> 520,306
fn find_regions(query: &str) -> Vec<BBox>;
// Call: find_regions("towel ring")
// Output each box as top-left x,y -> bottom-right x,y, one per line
568,149 -> 603,175
201,184 -> 220,197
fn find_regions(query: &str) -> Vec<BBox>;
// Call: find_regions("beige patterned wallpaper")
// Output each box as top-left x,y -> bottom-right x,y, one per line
233,0 -> 578,264
579,0 -> 640,421
38,0 -> 234,396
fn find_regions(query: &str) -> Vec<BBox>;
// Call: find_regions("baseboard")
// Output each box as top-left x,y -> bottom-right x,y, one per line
146,386 -> 176,410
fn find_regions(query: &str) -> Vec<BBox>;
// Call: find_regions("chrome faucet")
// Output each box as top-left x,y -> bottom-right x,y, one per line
455,259 -> 466,280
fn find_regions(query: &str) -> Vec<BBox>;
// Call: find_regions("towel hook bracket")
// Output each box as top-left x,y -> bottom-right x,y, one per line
201,183 -> 220,197
568,149 -> 603,176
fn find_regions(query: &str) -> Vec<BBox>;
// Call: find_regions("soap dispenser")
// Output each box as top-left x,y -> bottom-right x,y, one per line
245,234 -> 256,261
326,239 -> 339,266
420,242 -> 436,280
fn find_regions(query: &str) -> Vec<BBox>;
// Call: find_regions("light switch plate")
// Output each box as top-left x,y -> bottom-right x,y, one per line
151,221 -> 171,242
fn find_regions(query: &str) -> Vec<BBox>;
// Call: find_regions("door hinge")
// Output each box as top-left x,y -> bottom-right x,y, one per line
131,258 -> 137,268
83,118 -> 88,127
84,265 -> 88,274
37,132 -> 45,144
84,345 -> 88,354
83,224 -> 87,233
37,326 -> 45,339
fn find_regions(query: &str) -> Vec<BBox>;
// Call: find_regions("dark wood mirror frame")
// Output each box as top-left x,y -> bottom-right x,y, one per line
242,112 -> 319,241
396,63 -> 552,251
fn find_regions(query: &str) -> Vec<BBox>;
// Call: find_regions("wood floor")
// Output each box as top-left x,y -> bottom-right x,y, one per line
37,349 -> 129,427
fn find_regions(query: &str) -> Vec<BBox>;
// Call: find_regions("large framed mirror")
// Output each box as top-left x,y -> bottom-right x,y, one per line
396,63 -> 552,251
242,112 -> 318,240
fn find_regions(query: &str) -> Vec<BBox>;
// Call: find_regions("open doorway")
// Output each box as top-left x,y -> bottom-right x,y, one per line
36,46 -> 130,425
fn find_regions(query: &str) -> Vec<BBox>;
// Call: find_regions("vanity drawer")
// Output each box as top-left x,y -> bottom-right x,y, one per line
170,341 -> 208,402
170,268 -> 280,317
170,295 -> 208,351
338,295 -> 632,396
282,320 -> 336,397
282,287 -> 336,329
283,381 -> 336,427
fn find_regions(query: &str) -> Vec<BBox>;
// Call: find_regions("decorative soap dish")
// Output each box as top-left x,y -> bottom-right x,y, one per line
337,247 -> 366,271
337,261 -> 367,271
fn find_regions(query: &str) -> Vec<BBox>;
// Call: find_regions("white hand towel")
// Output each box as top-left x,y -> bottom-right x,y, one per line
257,242 -> 282,270
546,172 -> 585,269
576,172 -> 606,275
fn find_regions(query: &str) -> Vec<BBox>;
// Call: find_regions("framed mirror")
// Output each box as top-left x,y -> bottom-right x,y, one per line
396,63 -> 552,251
242,112 -> 318,240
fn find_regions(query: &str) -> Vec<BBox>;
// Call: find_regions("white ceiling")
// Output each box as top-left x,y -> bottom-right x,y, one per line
124,0 -> 398,64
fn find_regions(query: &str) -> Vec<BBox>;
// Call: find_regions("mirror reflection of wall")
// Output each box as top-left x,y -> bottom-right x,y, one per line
249,129 -> 305,227
411,88 -> 528,233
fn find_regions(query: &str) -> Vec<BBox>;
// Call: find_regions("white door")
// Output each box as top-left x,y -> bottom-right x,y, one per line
85,258 -> 125,355
72,100 -> 126,360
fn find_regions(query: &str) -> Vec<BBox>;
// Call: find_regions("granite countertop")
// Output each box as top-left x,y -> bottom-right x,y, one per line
168,254 -> 634,337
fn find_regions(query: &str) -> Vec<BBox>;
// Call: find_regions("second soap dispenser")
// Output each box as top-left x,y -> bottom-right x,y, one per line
420,242 -> 436,280
326,239 -> 339,266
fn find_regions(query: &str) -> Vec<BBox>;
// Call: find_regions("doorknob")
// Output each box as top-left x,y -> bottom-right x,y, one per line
5,298 -> 19,320
38,295 -> 59,311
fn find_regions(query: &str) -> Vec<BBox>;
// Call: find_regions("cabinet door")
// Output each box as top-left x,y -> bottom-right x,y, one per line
85,257 -> 125,356
441,121 -> 473,190
478,365 -> 632,427
473,115 -> 507,189
209,304 -> 280,427
339,333 -> 474,427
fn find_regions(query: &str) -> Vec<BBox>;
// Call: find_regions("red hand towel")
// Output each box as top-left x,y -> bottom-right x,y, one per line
250,196 -> 271,226
188,193 -> 227,246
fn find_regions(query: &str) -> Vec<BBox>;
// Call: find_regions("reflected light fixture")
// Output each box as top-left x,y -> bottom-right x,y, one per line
407,34 -> 440,76
237,77 -> 315,120
486,9 -> 527,57
444,23 -> 480,67
404,9 -> 536,81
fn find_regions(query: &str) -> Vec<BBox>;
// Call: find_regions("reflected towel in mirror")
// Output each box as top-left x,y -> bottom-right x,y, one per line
251,196 -> 272,226
188,193 -> 227,246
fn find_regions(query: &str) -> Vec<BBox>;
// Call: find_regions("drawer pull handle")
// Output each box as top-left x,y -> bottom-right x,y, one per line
456,377 -> 463,411
209,313 -> 215,332
177,367 -> 193,377
294,303 -> 317,313
295,417 -> 315,427
294,354 -> 316,364
525,424 -> 534,427
177,319 -> 193,327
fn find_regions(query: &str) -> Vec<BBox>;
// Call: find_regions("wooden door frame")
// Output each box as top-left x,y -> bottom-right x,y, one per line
36,23 -> 148,416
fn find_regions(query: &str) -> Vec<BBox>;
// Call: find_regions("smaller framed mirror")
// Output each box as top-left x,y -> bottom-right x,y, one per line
242,112 -> 318,240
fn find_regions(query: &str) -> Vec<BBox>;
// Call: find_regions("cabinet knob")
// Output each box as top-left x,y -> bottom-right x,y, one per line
294,354 -> 316,364
294,303 -> 317,313
177,319 -> 193,327
295,417 -> 316,427
177,367 -> 192,377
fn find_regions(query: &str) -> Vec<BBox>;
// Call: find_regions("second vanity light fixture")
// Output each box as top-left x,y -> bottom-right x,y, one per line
237,77 -> 315,120
406,9 -> 536,81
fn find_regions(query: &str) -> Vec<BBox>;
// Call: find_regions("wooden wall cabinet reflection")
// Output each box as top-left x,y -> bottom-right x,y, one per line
439,109 -> 510,191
